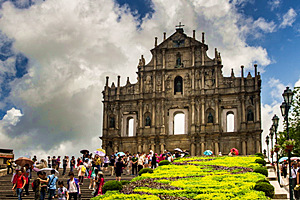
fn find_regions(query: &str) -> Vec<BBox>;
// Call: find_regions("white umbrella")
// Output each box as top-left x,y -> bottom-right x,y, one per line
40,168 -> 59,175
174,148 -> 183,152
94,150 -> 105,157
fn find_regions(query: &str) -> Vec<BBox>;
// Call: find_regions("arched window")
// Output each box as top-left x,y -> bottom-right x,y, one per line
174,113 -> 185,135
226,112 -> 234,132
128,118 -> 134,137
174,76 -> 183,94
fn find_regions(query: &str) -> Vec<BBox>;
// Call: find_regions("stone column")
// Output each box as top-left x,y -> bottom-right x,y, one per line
191,143 -> 195,156
256,139 -> 261,153
196,142 -> 200,156
242,141 -> 246,155
241,96 -> 246,123
201,142 -> 205,155
214,142 -> 219,154
138,138 -> 142,153
139,101 -> 143,127
113,141 -> 118,153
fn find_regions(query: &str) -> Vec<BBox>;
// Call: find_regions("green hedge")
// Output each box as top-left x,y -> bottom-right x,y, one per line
120,180 -> 130,185
253,182 -> 274,198
138,168 -> 154,176
253,167 -> 268,177
102,180 -> 123,194
158,160 -> 171,166
255,159 -> 266,166
255,153 -> 264,159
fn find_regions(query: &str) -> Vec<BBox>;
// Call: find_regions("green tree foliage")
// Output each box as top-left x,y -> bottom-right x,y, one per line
278,87 -> 300,157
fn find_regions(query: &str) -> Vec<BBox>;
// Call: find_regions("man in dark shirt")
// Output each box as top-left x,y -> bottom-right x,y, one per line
131,154 -> 138,175
62,156 -> 67,175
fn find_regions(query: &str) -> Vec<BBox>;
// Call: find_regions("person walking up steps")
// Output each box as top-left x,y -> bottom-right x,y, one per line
43,169 -> 58,200
67,172 -> 80,200
12,170 -> 26,200
70,156 -> 75,172
57,181 -> 69,200
77,162 -> 85,185
62,156 -> 68,176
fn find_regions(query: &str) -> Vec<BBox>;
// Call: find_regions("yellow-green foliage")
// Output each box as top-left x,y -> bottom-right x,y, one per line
91,191 -> 160,200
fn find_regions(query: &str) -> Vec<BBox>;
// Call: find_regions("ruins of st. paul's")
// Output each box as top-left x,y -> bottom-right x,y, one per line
101,25 -> 262,156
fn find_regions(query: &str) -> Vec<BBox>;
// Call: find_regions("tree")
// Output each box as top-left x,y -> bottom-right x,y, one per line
278,87 -> 300,157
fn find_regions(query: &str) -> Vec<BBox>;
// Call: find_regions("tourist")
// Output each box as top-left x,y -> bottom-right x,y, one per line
151,153 -> 157,169
40,172 -> 47,200
281,161 -> 288,179
67,172 -> 80,200
45,169 -> 58,200
292,163 -> 299,200
76,157 -> 82,168
6,158 -> 13,174
94,171 -> 104,196
57,181 -> 69,200
62,156 -> 68,176
83,158 -> 89,177
89,162 -> 98,190
12,170 -> 26,200
52,156 -> 57,169
70,156 -> 75,172
24,164 -> 31,196
33,171 -> 42,200
131,154 -> 138,175
115,157 -> 124,181
109,155 -> 115,176
47,156 -> 51,168
32,155 -> 37,164
103,155 -> 109,172
137,153 -> 144,172
57,156 -> 61,170
77,162 -> 85,185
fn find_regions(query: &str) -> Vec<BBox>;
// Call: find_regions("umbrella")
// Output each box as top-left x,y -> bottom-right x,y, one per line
278,157 -> 288,163
96,148 -> 106,154
174,148 -> 183,152
32,167 -> 40,172
15,157 -> 34,167
291,157 -> 300,161
94,150 -> 105,157
116,152 -> 126,157
230,148 -> 239,155
40,168 -> 59,175
203,150 -> 213,156
80,149 -> 89,154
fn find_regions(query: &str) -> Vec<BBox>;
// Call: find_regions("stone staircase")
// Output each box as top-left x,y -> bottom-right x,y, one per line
0,168 -> 133,200
265,159 -> 289,200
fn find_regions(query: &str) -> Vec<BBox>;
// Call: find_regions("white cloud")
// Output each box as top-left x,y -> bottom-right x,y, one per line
295,78 -> 300,87
2,107 -> 23,126
279,8 -> 297,28
0,0 -> 272,159
253,18 -> 276,33
268,0 -> 281,11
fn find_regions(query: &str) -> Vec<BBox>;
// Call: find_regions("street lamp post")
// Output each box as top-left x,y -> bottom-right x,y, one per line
272,114 -> 280,184
269,127 -> 274,164
280,87 -> 294,200
266,135 -> 270,161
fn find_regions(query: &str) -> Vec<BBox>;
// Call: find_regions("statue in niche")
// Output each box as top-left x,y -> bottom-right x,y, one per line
145,116 -> 151,126
109,117 -> 115,128
247,110 -> 254,121
145,76 -> 152,93
175,80 -> 182,93
175,53 -> 182,68
208,112 -> 214,123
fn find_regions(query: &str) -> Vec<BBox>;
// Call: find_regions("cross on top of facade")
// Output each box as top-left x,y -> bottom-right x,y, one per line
176,22 -> 185,29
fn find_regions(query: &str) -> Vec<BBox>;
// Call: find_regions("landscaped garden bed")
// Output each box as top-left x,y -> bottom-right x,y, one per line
91,155 -> 273,200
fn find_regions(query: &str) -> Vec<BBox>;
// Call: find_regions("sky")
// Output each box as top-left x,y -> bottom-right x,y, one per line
0,0 -> 299,159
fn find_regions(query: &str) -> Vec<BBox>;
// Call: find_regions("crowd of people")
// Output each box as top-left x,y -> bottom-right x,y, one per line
8,148 -> 188,200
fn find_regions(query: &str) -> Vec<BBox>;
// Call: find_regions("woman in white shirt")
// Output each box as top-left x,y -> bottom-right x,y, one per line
57,181 -> 69,200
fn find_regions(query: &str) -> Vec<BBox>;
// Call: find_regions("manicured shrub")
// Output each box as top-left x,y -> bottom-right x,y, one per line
256,179 -> 270,184
102,180 -> 122,194
253,182 -> 274,198
255,153 -> 265,159
158,160 -> 171,166
183,154 -> 190,157
253,166 -> 268,177
255,158 -> 266,166
120,180 -> 130,185
138,168 -> 154,176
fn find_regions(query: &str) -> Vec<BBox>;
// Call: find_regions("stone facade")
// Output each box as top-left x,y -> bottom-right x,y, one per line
100,27 -> 262,156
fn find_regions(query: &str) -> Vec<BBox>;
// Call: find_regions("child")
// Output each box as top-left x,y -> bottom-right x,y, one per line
94,172 -> 104,197
57,181 -> 69,200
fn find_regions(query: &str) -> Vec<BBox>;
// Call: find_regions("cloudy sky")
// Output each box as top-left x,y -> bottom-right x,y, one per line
0,0 -> 299,159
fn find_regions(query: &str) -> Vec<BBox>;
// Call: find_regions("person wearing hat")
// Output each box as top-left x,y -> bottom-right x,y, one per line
93,171 -> 104,197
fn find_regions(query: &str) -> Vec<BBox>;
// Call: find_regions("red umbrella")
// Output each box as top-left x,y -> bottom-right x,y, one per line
230,148 -> 239,155
15,157 -> 34,167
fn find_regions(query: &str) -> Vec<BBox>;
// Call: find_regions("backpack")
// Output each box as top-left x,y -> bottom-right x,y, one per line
81,166 -> 86,173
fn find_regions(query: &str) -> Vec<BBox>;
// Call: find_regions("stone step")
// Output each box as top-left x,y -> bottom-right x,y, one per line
270,181 -> 288,199
267,170 -> 278,181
